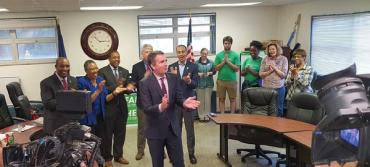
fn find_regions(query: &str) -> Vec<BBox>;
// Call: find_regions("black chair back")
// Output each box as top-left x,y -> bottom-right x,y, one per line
0,94 -> 14,129
6,82 -> 24,106
6,82 -> 33,120
230,87 -> 283,148
17,95 -> 33,120
287,92 -> 324,125
242,87 -> 278,116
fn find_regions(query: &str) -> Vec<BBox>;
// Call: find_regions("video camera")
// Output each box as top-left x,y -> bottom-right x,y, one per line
311,64 -> 370,166
2,122 -> 104,167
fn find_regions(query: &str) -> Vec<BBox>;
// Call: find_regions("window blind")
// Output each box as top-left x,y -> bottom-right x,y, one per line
311,12 -> 370,75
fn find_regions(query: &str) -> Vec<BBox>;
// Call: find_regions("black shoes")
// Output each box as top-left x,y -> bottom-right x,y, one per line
189,154 -> 197,164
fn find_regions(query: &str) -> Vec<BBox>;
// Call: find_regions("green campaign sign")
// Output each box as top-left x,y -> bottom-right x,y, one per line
125,93 -> 138,125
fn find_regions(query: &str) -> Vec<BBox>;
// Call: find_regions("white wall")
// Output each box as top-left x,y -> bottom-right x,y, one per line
3,0 -> 370,102
277,0 -> 370,62
0,6 -> 278,101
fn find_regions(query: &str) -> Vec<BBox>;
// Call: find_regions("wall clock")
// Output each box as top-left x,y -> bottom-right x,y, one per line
80,22 -> 119,60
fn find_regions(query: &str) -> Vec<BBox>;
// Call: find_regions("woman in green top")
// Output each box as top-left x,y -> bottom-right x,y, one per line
241,40 -> 263,91
195,48 -> 216,121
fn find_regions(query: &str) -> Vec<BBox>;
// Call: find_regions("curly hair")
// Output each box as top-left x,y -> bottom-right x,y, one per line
249,40 -> 263,50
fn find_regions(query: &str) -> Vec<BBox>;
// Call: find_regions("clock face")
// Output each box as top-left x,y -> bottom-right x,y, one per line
81,22 -> 119,60
87,30 -> 113,54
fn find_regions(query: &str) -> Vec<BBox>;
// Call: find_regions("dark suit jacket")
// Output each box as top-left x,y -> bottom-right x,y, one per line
168,61 -> 198,98
40,74 -> 78,134
139,73 -> 184,139
98,65 -> 131,116
131,60 -> 146,109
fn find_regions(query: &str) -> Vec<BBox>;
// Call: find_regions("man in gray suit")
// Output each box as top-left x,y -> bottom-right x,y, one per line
40,57 -> 78,135
98,51 -> 134,167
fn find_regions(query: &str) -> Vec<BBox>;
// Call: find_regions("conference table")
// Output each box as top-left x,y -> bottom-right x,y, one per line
210,114 -> 315,167
0,121 -> 42,167
283,130 -> 312,166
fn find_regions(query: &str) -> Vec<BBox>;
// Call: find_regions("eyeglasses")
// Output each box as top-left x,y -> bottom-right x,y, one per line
87,67 -> 98,72
293,55 -> 304,59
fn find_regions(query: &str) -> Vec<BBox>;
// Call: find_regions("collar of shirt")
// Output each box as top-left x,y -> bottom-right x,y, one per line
55,72 -> 67,84
153,73 -> 168,92
178,61 -> 187,77
109,64 -> 118,71
153,73 -> 166,81
292,64 -> 307,70
178,61 -> 186,66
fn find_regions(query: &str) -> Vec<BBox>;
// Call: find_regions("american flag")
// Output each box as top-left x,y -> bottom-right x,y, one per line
57,22 -> 66,58
186,17 -> 195,63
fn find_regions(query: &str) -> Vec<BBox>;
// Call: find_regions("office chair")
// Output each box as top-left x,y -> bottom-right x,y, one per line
276,92 -> 325,167
0,94 -> 27,129
286,92 -> 324,124
6,82 -> 43,120
234,87 -> 283,165
0,93 -> 45,141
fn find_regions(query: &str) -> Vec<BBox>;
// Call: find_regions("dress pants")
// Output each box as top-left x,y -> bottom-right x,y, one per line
196,88 -> 212,120
101,102 -> 128,161
176,106 -> 195,155
147,125 -> 184,167
137,107 -> 146,154
275,86 -> 286,117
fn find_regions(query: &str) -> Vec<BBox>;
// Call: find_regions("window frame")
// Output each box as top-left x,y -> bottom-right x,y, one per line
137,13 -> 216,58
310,11 -> 370,75
0,17 -> 59,66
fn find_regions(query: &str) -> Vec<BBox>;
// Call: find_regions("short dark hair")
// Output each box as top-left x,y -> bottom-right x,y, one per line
176,45 -> 187,51
250,40 -> 263,50
148,50 -> 164,66
55,57 -> 68,66
83,60 -> 96,72
223,36 -> 233,44
109,51 -> 119,58
293,49 -> 307,58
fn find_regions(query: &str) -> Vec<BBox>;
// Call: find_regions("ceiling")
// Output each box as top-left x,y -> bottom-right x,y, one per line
0,0 -> 313,12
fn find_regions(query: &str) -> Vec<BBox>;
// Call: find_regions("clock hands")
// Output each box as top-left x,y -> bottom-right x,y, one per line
93,36 -> 110,43
93,36 -> 102,42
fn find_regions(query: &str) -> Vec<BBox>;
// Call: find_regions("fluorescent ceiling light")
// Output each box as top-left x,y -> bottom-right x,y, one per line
201,2 -> 261,7
0,8 -> 9,12
80,6 -> 143,10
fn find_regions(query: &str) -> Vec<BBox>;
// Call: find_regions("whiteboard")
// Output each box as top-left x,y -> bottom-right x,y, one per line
0,77 -> 20,105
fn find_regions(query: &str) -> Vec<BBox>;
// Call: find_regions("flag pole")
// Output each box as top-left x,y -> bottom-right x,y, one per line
186,9 -> 194,63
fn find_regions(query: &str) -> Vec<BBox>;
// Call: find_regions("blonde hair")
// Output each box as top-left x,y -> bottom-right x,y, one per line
266,42 -> 283,57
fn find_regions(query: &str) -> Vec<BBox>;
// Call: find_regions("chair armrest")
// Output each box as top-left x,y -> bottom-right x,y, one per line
30,100 -> 42,104
11,116 -> 27,122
